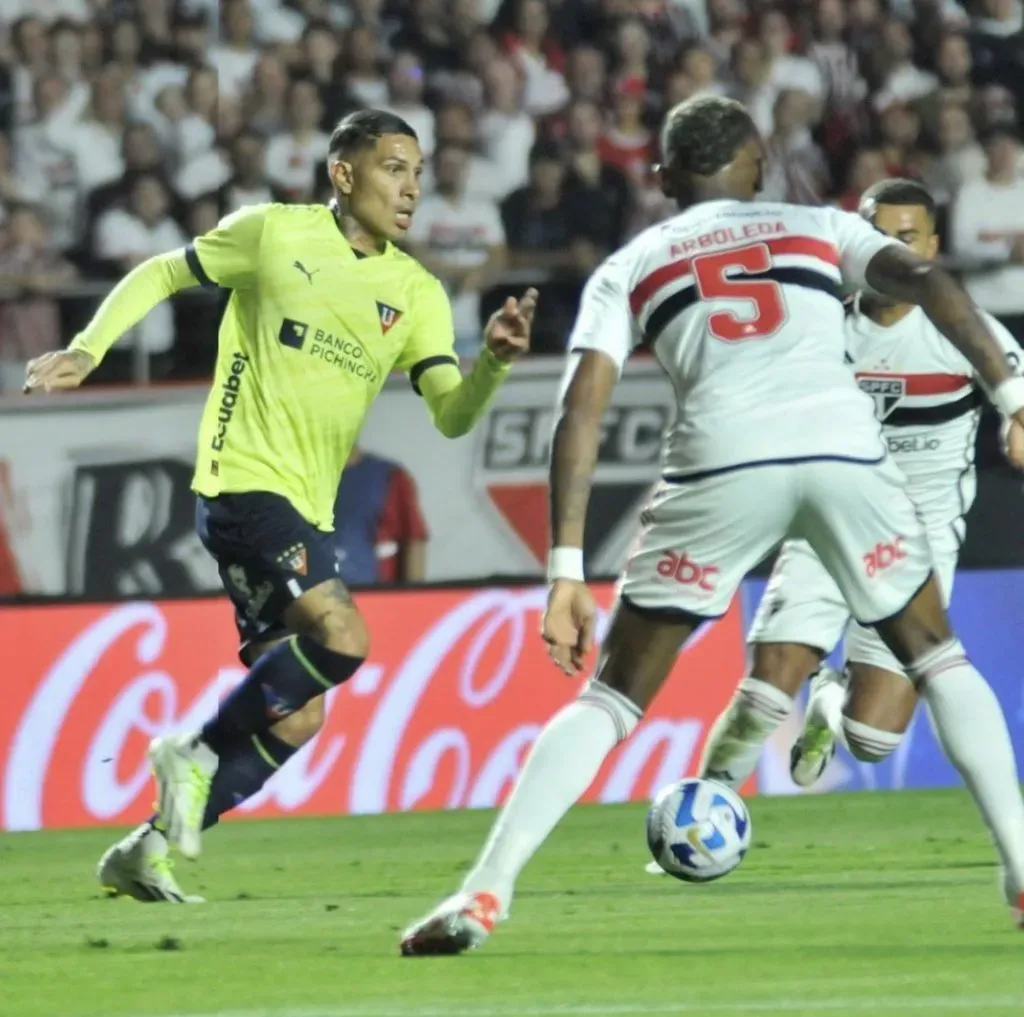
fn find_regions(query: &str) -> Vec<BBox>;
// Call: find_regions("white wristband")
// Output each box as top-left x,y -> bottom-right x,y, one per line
993,377 -> 1024,417
547,546 -> 584,582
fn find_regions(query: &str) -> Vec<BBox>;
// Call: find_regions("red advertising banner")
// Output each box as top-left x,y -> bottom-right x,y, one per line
0,584 -> 750,831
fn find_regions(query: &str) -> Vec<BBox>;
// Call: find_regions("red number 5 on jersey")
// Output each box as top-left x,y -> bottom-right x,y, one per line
692,242 -> 788,343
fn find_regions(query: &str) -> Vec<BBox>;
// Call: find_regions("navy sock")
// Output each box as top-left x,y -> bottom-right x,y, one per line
201,635 -> 362,754
202,731 -> 298,830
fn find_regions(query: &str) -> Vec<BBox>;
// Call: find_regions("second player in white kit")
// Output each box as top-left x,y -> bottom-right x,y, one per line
400,98 -> 1024,956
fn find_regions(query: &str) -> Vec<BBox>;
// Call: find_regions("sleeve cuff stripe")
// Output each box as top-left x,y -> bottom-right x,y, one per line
410,354 -> 458,395
185,244 -> 218,289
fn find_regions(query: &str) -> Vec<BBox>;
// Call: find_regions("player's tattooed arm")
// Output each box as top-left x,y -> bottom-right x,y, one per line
864,244 -> 1013,391
549,351 -> 619,549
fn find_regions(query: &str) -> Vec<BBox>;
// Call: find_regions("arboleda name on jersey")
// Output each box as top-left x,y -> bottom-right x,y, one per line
278,317 -> 380,385
857,374 -> 906,421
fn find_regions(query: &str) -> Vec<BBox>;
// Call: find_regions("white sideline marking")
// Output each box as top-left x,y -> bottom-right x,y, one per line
149,997 -> 1024,1017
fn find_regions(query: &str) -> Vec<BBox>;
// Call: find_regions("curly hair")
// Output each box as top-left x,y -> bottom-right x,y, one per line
660,96 -> 758,177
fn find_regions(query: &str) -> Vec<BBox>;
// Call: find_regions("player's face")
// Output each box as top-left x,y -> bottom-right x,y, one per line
341,133 -> 424,242
872,203 -> 938,261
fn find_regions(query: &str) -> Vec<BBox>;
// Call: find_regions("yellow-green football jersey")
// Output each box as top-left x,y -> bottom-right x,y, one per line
186,203 -> 457,530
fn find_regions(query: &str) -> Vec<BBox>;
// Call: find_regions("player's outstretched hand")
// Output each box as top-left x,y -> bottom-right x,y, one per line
543,578 -> 596,676
24,349 -> 95,394
1004,414 -> 1024,470
483,287 -> 538,363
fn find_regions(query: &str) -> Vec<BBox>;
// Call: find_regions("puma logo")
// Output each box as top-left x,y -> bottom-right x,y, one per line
293,260 -> 319,284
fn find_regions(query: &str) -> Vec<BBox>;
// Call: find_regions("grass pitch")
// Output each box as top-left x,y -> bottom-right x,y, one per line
2,789 -> 1021,1017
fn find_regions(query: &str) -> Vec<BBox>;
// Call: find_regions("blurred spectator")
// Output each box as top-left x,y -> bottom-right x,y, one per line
345,24 -> 388,108
729,37 -> 776,137
706,0 -> 747,67
873,18 -> 938,112
266,78 -> 329,203
502,0 -> 570,116
93,173 -> 187,358
422,101 -> 505,200
14,74 -> 85,251
85,122 -> 165,242
758,9 -> 824,104
406,142 -> 507,357
761,90 -> 830,205
676,46 -> 727,101
921,100 -> 987,203
167,66 -> 218,163
9,16 -> 50,125
598,76 -> 654,187
0,132 -> 44,223
301,21 -> 354,128
877,100 -> 924,178
50,18 -> 85,87
243,51 -> 289,137
212,0 -> 259,102
218,128 -> 282,215
383,51 -> 436,158
952,123 -> 1024,339
479,59 -> 535,197
0,204 -> 77,389
501,139 -> 601,276
613,17 -> 652,87
565,44 -> 607,103
810,0 -> 869,110
333,446 -> 429,586
392,0 -> 459,73
969,0 -> 1024,114
837,147 -> 889,209
564,99 -> 630,250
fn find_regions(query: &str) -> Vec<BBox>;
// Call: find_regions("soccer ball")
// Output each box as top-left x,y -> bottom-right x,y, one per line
646,778 -> 752,882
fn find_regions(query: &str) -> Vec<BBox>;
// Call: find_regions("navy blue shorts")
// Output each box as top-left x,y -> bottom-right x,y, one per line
196,492 -> 340,653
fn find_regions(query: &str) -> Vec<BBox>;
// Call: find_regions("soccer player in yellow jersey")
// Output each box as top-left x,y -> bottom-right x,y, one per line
24,110 -> 537,903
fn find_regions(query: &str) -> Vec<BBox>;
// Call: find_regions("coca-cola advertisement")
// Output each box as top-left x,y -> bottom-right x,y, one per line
0,582 -> 749,832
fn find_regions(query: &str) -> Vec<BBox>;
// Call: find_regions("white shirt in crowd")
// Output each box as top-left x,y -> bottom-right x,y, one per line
175,149 -> 231,200
419,154 -> 509,202
569,200 -> 899,476
266,130 -> 330,202
952,175 -> 1024,315
210,46 -> 259,102
95,211 -> 188,354
479,110 -> 535,197
406,193 -> 506,343
769,55 -> 825,101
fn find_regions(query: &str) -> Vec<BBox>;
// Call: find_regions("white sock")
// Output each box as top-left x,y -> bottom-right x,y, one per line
910,640 -> 1024,897
461,680 -> 641,908
809,670 -> 847,742
699,677 -> 794,790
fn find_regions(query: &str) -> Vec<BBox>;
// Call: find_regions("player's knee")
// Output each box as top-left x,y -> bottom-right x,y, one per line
841,714 -> 903,763
308,605 -> 371,659
750,642 -> 822,697
271,696 -> 325,746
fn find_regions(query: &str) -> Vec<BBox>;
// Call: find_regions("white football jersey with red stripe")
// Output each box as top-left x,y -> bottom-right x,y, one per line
847,304 -> 1021,538
568,199 -> 898,477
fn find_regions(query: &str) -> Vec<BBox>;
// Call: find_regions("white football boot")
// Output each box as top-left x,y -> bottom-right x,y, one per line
98,824 -> 204,903
789,668 -> 845,788
644,860 -> 668,875
148,734 -> 218,860
400,891 -> 503,956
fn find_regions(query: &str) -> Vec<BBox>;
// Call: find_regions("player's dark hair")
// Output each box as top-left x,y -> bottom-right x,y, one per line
661,96 -> 758,177
328,109 -> 418,160
859,178 -> 937,225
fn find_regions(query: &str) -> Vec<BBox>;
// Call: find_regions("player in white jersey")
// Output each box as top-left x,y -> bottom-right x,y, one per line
400,97 -> 1024,955
690,178 -> 1024,833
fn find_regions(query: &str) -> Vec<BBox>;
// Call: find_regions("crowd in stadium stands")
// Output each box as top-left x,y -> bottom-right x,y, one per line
0,0 -> 1023,383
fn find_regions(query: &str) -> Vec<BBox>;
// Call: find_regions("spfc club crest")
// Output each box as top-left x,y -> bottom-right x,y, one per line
856,374 -> 906,421
474,372 -> 676,574
376,301 -> 402,334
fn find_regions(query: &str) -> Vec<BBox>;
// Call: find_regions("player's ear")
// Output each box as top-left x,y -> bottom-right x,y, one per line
328,157 -> 355,196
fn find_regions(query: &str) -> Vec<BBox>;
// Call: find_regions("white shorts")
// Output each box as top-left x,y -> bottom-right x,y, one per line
617,457 -> 932,628
749,526 -> 959,675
